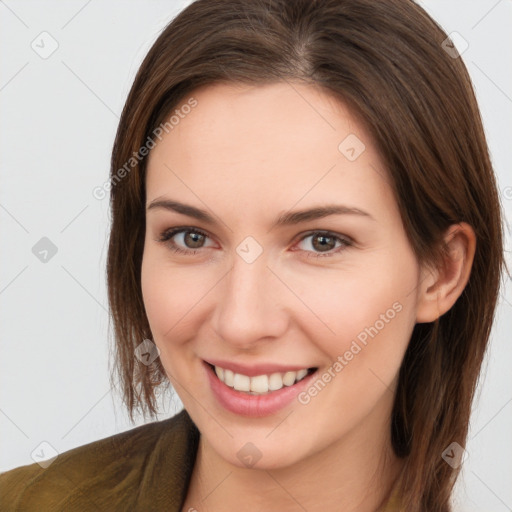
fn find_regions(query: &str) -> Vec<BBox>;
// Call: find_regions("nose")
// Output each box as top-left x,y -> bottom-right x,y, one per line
212,250 -> 290,350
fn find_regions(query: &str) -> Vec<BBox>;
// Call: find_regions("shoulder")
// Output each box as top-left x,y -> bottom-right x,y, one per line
0,409 -> 199,512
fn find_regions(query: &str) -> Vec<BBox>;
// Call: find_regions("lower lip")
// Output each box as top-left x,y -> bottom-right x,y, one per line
203,361 -> 318,417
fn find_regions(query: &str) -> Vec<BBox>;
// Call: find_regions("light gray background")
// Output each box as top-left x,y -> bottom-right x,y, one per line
0,1 -> 510,510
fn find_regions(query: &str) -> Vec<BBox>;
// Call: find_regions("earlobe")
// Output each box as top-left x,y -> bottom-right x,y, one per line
415,223 -> 476,324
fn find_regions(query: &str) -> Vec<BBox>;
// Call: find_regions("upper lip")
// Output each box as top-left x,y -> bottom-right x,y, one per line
204,358 -> 316,377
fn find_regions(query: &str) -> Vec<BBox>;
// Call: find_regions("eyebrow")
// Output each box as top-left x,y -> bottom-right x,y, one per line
146,199 -> 375,227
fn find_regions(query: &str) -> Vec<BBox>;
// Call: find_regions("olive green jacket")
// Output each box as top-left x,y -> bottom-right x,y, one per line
0,409 -> 401,511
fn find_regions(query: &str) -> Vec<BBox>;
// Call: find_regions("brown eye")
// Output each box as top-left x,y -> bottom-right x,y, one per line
311,234 -> 337,252
295,231 -> 352,258
157,227 -> 214,254
182,231 -> 206,248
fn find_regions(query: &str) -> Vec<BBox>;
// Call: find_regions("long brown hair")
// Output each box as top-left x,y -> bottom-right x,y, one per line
106,1 -> 505,510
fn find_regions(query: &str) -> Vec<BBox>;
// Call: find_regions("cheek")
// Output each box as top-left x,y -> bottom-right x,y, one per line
290,250 -> 418,366
140,256 -> 204,383
291,258 -> 418,430
141,249 -> 201,342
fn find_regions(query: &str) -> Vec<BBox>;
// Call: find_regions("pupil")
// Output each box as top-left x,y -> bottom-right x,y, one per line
186,232 -> 204,248
313,235 -> 334,252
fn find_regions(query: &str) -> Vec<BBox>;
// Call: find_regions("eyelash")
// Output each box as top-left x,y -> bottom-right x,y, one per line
156,227 -> 353,258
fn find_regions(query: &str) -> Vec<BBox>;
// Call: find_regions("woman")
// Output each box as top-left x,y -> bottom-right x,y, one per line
0,0 -> 505,511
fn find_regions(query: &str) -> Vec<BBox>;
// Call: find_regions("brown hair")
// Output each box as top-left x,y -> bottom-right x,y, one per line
106,0 -> 505,510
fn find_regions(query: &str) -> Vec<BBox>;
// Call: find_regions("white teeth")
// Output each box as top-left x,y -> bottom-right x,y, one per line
233,373 -> 250,392
212,365 -> 312,394
296,369 -> 308,380
282,371 -> 296,386
250,374 -> 269,393
224,369 -> 234,387
268,372 -> 283,391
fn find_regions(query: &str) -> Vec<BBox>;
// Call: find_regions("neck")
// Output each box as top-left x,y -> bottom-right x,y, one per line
182,404 -> 404,512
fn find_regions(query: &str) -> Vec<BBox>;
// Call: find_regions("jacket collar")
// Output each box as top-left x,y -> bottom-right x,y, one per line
135,408 -> 200,511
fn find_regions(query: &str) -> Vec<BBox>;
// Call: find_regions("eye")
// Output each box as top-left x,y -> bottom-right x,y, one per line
293,231 -> 353,258
156,227 -> 352,258
156,227 -> 215,255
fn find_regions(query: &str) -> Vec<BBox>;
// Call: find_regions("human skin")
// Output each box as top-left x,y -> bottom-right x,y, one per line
141,82 -> 475,512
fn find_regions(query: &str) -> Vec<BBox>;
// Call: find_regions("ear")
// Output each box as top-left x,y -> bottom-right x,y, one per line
416,222 -> 476,323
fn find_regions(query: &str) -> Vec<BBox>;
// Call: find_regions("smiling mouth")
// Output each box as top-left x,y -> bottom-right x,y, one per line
205,362 -> 318,395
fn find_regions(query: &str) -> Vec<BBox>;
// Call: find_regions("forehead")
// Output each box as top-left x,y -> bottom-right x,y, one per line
161,81 -> 365,157
145,81 -> 396,226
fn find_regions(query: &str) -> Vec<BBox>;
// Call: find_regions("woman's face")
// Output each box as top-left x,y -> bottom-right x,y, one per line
142,82 -> 421,469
